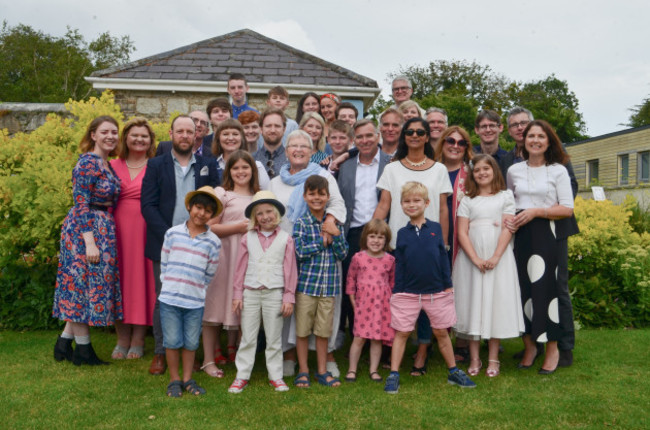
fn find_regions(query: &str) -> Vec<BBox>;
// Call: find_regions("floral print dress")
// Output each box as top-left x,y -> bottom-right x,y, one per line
52,152 -> 123,326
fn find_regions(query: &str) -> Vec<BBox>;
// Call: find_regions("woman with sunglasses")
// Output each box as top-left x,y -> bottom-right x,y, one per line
374,118 -> 453,250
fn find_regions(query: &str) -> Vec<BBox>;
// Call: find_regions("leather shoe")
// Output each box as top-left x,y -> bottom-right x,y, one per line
149,353 -> 167,375
538,367 -> 556,375
558,349 -> 573,367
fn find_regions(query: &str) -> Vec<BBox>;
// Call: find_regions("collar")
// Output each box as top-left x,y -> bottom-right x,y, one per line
357,148 -> 380,166
183,221 -> 209,237
264,144 -> 285,157
406,219 -> 429,230
171,151 -> 196,167
306,211 -> 324,225
255,225 -> 281,237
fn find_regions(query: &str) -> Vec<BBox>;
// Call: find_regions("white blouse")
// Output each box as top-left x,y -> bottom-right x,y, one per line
507,162 -> 574,209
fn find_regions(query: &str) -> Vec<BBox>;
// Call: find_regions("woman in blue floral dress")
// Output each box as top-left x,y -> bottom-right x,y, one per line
53,116 -> 123,366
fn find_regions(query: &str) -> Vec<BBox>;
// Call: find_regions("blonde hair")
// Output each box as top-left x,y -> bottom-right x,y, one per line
400,181 -> 429,202
247,203 -> 282,230
398,100 -> 422,118
299,112 -> 326,152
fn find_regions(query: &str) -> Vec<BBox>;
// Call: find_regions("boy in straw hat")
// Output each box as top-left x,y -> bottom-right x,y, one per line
228,191 -> 297,393
159,186 -> 222,398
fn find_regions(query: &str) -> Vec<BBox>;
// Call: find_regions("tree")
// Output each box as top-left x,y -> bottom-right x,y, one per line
0,22 -> 134,103
627,96 -> 650,128
374,60 -> 589,143
508,75 -> 588,143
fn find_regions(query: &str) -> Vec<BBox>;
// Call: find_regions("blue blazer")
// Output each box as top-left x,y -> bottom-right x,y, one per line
141,152 -> 219,261
337,150 -> 392,235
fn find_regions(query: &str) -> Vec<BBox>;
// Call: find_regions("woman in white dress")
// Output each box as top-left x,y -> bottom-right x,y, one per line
453,154 -> 525,377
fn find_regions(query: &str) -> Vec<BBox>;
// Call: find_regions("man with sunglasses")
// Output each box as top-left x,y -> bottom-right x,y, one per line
155,111 -> 215,159
473,109 -> 507,162
253,108 -> 288,179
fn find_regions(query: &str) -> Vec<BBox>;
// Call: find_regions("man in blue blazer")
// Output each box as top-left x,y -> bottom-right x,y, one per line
141,115 -> 219,375
155,111 -> 215,159
337,119 -> 392,338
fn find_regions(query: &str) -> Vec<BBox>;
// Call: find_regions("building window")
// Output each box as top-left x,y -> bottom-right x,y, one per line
587,159 -> 599,186
619,154 -> 629,185
640,151 -> 649,183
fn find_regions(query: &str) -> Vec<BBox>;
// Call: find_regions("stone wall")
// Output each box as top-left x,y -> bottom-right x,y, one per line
114,90 -> 300,122
0,103 -> 70,135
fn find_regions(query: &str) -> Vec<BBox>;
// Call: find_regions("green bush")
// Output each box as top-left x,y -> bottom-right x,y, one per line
0,90 -> 172,330
0,262 -> 60,330
568,196 -> 650,328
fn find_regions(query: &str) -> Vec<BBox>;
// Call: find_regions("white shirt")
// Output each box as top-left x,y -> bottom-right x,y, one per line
507,162 -> 574,209
351,150 -> 380,228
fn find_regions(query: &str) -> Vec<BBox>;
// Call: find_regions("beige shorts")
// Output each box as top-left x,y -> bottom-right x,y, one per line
295,293 -> 335,338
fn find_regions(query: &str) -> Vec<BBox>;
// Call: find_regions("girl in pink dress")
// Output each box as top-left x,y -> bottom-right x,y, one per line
345,219 -> 396,383
110,118 -> 157,360
201,150 -> 260,377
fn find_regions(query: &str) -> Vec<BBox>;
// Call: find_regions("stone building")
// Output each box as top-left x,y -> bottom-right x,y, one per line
86,29 -> 380,121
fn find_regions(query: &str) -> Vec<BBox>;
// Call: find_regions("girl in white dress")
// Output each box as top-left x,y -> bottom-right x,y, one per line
453,154 -> 525,377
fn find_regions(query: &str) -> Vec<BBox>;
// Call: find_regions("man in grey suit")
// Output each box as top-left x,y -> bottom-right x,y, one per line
337,119 -> 392,340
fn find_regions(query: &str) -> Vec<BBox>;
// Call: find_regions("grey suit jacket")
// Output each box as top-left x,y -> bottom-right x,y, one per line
337,150 -> 392,235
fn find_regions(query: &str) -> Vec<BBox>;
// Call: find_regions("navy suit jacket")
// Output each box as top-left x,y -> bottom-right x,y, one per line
337,150 -> 392,235
141,152 -> 219,261
155,140 -> 215,159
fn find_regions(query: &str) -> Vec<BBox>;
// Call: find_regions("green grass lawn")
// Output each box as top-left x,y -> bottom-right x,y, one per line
0,328 -> 647,429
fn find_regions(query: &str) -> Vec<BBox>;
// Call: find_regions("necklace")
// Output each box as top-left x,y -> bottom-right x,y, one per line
126,159 -> 147,169
404,156 -> 428,167
526,161 -> 551,208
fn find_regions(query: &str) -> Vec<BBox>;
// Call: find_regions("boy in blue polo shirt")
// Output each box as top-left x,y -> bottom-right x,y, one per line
384,181 -> 475,394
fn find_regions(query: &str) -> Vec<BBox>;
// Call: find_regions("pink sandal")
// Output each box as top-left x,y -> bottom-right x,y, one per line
200,361 -> 224,378
486,360 -> 500,377
467,358 -> 482,376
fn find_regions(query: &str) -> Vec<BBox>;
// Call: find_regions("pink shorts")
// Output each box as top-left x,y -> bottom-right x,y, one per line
390,290 -> 456,332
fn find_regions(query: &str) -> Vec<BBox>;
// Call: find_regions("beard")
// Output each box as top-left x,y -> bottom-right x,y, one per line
172,140 -> 193,155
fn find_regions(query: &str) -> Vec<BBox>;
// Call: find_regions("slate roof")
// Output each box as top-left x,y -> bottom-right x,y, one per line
91,29 -> 378,89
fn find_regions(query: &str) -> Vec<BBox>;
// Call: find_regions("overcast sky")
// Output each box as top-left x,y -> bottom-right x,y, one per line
3,0 -> 649,138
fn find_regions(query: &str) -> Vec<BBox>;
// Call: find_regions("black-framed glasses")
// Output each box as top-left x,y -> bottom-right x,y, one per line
266,159 -> 275,177
405,129 -> 427,137
508,120 -> 530,129
444,137 -> 468,147
392,86 -> 411,93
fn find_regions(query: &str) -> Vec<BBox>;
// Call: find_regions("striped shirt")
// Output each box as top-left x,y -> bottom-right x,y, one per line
293,211 -> 348,297
159,222 -> 221,309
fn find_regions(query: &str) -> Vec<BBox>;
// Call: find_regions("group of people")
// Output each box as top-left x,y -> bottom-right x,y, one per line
51,73 -> 578,397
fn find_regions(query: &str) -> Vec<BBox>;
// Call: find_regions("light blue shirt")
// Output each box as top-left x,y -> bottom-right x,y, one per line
172,152 -> 197,227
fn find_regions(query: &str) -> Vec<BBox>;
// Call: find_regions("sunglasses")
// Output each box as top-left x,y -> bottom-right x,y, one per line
266,160 -> 275,178
404,129 -> 427,137
444,137 -> 468,147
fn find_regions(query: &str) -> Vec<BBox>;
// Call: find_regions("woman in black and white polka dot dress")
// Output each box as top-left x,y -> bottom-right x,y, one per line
505,120 -> 574,375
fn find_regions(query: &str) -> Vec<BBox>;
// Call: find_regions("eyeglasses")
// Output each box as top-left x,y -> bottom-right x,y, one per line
404,129 -> 427,137
444,137 -> 468,147
392,86 -> 411,93
190,117 -> 209,128
478,124 -> 499,131
508,120 -> 530,129
266,160 -> 275,178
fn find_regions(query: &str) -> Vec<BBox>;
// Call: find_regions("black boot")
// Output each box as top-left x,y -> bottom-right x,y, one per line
73,343 -> 110,366
54,336 -> 73,362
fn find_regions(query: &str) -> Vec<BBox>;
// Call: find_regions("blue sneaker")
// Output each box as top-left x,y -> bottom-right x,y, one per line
447,369 -> 476,388
384,372 -> 400,394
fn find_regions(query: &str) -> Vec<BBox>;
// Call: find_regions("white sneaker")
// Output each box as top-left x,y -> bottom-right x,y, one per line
269,379 -> 290,392
283,359 -> 296,377
326,361 -> 340,378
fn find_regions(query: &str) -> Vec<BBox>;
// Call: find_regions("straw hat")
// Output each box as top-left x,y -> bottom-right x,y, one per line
244,190 -> 286,218
184,186 -> 223,217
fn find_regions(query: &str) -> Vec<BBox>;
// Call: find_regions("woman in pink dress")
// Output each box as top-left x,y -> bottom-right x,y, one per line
109,118 -> 157,359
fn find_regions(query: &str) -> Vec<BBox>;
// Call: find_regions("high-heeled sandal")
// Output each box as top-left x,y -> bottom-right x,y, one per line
214,349 -> 227,365
227,345 -> 238,363
467,358 -> 482,376
486,360 -> 500,377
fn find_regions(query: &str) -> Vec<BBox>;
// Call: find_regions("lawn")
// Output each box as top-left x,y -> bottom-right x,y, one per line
0,328 -> 647,429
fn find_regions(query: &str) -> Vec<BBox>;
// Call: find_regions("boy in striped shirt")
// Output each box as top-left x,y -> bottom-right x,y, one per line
159,186 -> 222,397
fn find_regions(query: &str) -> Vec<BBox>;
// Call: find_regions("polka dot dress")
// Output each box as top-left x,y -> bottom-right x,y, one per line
514,218 -> 562,343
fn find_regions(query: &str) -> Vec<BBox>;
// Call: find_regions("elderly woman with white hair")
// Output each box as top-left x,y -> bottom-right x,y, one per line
269,129 -> 347,380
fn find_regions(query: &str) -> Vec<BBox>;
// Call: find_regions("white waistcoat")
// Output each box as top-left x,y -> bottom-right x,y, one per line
243,230 -> 289,289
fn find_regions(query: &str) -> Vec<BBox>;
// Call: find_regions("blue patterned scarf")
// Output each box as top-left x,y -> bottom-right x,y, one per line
280,162 -> 323,223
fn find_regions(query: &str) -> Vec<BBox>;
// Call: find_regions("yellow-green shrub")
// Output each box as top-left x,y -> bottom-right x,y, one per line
569,196 -> 650,327
0,90 -> 174,329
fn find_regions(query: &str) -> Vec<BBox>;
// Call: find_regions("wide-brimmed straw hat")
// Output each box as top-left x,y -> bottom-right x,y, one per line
184,186 -> 223,217
244,190 -> 286,218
